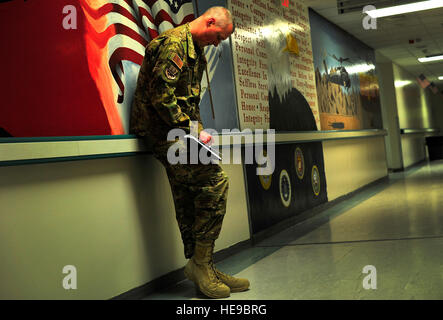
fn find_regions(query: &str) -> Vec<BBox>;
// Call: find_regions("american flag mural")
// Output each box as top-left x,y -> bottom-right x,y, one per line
0,0 -> 226,137
80,0 -> 196,134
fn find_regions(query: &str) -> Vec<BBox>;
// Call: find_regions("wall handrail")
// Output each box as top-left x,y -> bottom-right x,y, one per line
400,128 -> 440,135
0,129 -> 387,166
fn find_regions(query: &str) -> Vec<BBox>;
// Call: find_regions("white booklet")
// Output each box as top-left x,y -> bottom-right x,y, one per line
183,134 -> 222,161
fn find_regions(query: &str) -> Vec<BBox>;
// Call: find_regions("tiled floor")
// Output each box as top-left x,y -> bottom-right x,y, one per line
144,160 -> 443,300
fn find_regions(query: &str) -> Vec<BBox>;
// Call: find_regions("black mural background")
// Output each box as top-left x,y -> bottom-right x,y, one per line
245,87 -> 328,235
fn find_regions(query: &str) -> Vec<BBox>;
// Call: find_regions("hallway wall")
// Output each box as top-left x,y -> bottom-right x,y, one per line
426,90 -> 443,131
376,57 -> 403,171
323,136 -> 388,201
393,63 -> 439,168
393,64 -> 434,130
376,52 -> 441,170
0,156 -> 250,299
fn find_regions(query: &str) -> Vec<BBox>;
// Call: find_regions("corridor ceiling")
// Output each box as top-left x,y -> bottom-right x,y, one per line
306,0 -> 443,87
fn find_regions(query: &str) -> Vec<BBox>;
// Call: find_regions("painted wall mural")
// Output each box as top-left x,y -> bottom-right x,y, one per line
245,142 -> 327,235
0,1 -> 111,137
229,0 -> 321,132
0,0 -> 231,137
309,9 -> 383,131
229,0 -> 328,235
80,0 -> 196,135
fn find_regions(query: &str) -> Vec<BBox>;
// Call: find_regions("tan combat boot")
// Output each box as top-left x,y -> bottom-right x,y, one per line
184,241 -> 230,299
208,242 -> 250,292
214,268 -> 250,293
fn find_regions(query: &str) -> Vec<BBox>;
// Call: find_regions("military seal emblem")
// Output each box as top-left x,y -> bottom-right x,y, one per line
295,147 -> 304,180
279,169 -> 291,207
311,165 -> 320,196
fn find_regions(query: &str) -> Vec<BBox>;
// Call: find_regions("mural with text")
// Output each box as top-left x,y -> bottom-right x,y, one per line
229,0 -> 320,132
229,0 -> 327,235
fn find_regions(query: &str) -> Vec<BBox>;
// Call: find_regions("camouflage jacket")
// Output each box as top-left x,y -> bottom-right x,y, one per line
130,23 -> 207,143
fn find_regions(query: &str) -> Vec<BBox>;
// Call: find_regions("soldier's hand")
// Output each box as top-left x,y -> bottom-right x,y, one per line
199,130 -> 213,145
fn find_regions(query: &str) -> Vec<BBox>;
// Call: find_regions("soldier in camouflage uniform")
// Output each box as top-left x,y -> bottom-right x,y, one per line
130,7 -> 249,298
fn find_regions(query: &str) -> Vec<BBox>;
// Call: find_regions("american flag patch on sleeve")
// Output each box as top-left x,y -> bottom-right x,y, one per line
169,53 -> 184,71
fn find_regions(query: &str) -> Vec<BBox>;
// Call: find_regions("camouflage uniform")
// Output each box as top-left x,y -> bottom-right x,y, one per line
130,23 -> 229,259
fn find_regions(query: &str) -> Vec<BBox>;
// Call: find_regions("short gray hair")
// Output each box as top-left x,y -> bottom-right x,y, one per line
203,6 -> 234,30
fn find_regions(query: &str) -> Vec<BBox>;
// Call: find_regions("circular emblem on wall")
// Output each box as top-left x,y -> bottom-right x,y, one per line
311,165 -> 321,196
258,150 -> 272,190
279,169 -> 292,207
295,147 -> 305,180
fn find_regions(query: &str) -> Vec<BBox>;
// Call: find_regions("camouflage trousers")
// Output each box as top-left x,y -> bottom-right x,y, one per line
151,140 -> 229,259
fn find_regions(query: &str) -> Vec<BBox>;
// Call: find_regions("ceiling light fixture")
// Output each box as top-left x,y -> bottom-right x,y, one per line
418,54 -> 443,63
366,0 -> 443,18
395,80 -> 412,88
439,76 -> 443,80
